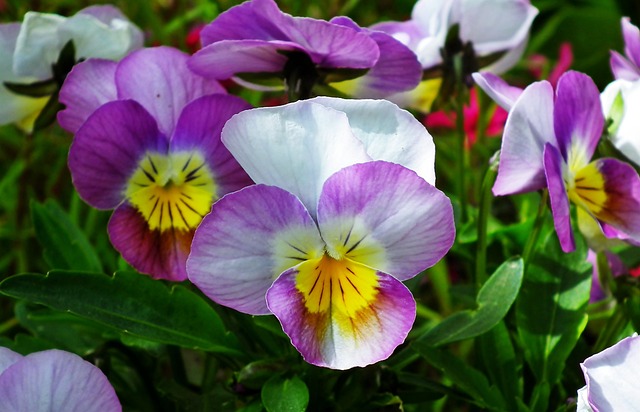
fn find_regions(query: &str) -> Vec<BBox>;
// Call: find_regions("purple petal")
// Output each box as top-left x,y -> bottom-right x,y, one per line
0,349 -> 121,411
115,46 -> 226,137
170,94 -> 253,196
330,17 -> 422,97
370,20 -> 425,53
544,144 -> 575,252
68,100 -> 168,210
472,72 -> 523,111
317,161 -> 454,280
187,184 -> 325,315
553,71 -> 604,162
581,334 -> 640,411
586,158 -> 640,241
0,347 -> 22,375
493,81 -> 556,195
622,17 -> 640,70
108,203 -> 192,281
189,39 -> 299,80
58,59 -> 118,134
267,261 -> 416,369
610,51 -> 640,81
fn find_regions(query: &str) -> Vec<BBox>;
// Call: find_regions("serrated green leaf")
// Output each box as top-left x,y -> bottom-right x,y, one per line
419,258 -> 523,346
0,270 -> 242,356
30,200 -> 102,272
516,233 -> 591,386
262,375 -> 309,412
412,342 -> 506,410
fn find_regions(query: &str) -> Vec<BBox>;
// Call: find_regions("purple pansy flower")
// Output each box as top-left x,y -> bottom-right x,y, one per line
492,70 -> 640,252
188,0 -> 419,98
187,97 -> 455,369
577,334 -> 640,411
610,17 -> 640,81
62,47 -> 252,280
0,348 -> 121,411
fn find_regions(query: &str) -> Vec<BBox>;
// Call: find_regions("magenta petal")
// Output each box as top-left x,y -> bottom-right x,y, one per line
493,81 -> 555,195
189,40 -> 298,80
170,94 -> 253,196
0,349 -> 121,412
58,58 -> 118,133
610,50 -> 640,81
544,144 -> 575,252
591,158 -> 640,241
68,100 -> 168,210
553,71 -> 604,162
115,47 -> 226,136
267,265 -> 416,369
108,203 -> 192,281
0,347 -> 22,375
187,184 -> 325,315
622,17 -> 640,70
317,161 -> 455,280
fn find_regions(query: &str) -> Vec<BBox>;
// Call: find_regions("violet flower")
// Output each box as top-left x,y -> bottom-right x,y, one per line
61,47 -> 252,280
0,348 -> 121,411
491,70 -> 640,252
187,97 -> 455,369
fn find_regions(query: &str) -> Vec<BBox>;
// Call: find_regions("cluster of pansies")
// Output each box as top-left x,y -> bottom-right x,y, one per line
4,0 -> 640,410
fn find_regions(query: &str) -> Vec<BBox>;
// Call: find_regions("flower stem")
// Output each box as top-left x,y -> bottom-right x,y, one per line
475,163 -> 497,288
454,56 -> 469,223
522,190 -> 549,266
594,303 -> 627,353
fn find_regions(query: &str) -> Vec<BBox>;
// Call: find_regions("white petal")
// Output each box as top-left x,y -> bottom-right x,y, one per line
601,78 -> 640,167
13,12 -> 66,79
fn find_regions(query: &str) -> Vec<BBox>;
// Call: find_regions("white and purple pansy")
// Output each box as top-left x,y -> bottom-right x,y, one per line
0,348 -> 121,411
62,47 -> 253,281
187,97 -> 455,369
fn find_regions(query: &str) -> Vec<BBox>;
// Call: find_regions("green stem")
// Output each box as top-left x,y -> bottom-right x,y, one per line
522,190 -> 549,266
475,163 -> 497,288
594,303 -> 627,353
201,353 -> 218,411
454,78 -> 468,223
428,259 -> 452,315
0,317 -> 18,334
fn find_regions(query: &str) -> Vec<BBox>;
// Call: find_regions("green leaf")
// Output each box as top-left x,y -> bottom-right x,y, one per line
516,233 -> 591,386
412,342 -> 506,410
419,258 -> 523,346
0,270 -> 242,356
261,375 -> 309,412
30,200 -> 102,272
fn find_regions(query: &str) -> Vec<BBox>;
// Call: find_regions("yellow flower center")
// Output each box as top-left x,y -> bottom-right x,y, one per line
567,162 -> 606,215
125,151 -> 216,231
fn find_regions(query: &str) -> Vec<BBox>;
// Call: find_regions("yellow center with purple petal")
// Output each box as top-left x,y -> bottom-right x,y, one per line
567,162 -> 607,215
125,151 -> 216,232
295,255 -> 379,319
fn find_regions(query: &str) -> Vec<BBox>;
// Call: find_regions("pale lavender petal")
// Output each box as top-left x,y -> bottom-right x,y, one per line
410,0 -> 454,68
267,264 -> 416,369
76,5 -> 144,50
68,100 -> 168,209
370,20 -> 425,53
493,81 -> 555,195
318,161 -> 454,280
309,97 -> 436,184
170,94 -> 253,196
115,46 -> 226,137
581,335 -> 640,411
221,100 -> 371,218
472,72 -> 523,111
610,50 -> 640,81
544,144 -> 575,253
58,59 -> 118,133
0,347 -> 22,375
0,349 -> 121,411
189,39 -> 299,80
586,249 -> 626,303
108,204 -> 192,281
187,184 -> 325,315
330,17 -> 422,97
622,17 -> 640,69
553,71 -> 604,162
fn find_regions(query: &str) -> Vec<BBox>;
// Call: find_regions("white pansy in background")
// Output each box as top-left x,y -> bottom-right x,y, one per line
0,347 -> 121,411
577,334 -> 640,411
0,5 -> 143,132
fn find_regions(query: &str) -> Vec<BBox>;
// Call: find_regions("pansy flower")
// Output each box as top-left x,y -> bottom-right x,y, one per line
188,0 -> 420,99
492,70 -> 640,252
187,98 -> 455,369
64,47 -> 252,280
0,5 -> 143,132
577,334 -> 640,411
0,348 -> 121,411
